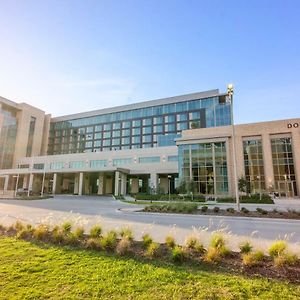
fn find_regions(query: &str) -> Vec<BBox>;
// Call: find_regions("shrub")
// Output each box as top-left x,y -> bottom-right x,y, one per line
61,222 -> 72,234
142,233 -> 153,248
146,242 -> 160,258
171,246 -> 186,262
239,241 -> 253,254
213,207 -> 220,213
201,206 -> 208,212
184,236 -> 204,253
241,207 -> 249,214
165,235 -> 176,249
85,238 -> 100,250
274,253 -> 298,267
144,203 -> 198,214
269,240 -> 287,258
100,230 -> 118,250
14,220 -> 25,232
210,233 -> 230,256
116,237 -> 132,255
33,224 -> 49,241
242,251 -> 264,267
51,226 -> 65,244
16,225 -> 33,239
256,208 -> 268,215
119,227 -> 134,241
89,225 -> 102,238
226,208 -> 235,214
216,197 -> 235,203
204,247 -> 221,263
73,227 -> 85,239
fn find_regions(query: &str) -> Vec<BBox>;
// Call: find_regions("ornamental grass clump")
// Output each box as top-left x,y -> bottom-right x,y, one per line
239,241 -> 253,254
165,235 -> 176,249
100,230 -> 118,251
146,242 -> 160,258
89,225 -> 102,238
85,238 -> 101,250
13,220 -> 25,232
184,235 -> 204,254
242,250 -> 264,267
142,233 -> 153,248
61,222 -> 72,234
51,225 -> 66,244
171,246 -> 186,263
16,224 -> 34,240
33,224 -> 50,241
268,240 -> 298,267
73,226 -> 85,239
119,227 -> 134,241
116,237 -> 132,255
204,233 -> 230,263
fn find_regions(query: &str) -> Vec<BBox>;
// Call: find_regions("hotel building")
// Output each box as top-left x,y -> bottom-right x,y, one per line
0,89 -> 299,198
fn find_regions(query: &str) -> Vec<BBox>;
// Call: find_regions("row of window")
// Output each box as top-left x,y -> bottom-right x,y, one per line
52,97 -> 225,129
18,156 -> 178,170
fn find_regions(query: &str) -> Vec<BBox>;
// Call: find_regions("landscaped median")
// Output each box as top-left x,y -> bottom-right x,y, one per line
142,202 -> 300,219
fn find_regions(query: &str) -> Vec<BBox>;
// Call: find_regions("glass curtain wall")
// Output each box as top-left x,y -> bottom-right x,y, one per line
48,96 -> 231,155
243,139 -> 265,193
0,107 -> 18,169
178,142 -> 228,195
271,137 -> 297,197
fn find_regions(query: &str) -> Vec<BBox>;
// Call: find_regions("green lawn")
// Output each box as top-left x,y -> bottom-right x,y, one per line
0,237 -> 299,299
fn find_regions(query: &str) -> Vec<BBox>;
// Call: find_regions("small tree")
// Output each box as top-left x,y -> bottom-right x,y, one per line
238,176 -> 250,195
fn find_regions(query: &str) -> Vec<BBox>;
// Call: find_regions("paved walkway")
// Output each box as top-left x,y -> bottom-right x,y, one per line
0,195 -> 299,254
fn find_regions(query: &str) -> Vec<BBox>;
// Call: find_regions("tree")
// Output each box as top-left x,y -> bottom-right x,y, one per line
238,176 -> 250,195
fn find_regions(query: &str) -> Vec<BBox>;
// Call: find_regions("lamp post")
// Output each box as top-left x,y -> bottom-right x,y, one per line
227,84 -> 240,211
168,175 -> 172,202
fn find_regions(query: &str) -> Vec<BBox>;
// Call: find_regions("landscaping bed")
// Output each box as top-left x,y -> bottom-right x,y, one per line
0,221 -> 299,287
143,204 -> 300,219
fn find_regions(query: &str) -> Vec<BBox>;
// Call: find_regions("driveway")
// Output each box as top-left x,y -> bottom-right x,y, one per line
0,195 -> 299,254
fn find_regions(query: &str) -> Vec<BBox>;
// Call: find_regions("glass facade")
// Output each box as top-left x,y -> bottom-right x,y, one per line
271,137 -> 297,196
139,156 -> 160,163
48,96 -> 231,155
178,142 -> 228,195
0,106 -> 18,169
243,139 -> 265,193
26,116 -> 36,157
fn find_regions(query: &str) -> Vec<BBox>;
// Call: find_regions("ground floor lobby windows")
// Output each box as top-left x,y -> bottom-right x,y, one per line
271,137 -> 297,197
178,142 -> 228,195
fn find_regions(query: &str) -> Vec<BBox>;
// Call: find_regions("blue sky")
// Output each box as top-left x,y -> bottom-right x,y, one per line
0,0 -> 299,123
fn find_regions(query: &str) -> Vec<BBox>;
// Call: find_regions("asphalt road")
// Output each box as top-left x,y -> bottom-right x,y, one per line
0,195 -> 299,253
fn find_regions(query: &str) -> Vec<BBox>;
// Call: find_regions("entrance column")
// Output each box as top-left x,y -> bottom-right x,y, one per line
121,173 -> 127,195
52,173 -> 57,195
114,171 -> 120,196
262,134 -> 274,192
3,175 -> 9,192
78,172 -> 83,196
150,173 -> 158,193
74,174 -> 79,194
28,174 -> 34,196
98,173 -> 104,195
292,130 -> 300,196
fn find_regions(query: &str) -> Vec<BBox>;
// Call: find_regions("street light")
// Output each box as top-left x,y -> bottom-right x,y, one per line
227,83 -> 240,211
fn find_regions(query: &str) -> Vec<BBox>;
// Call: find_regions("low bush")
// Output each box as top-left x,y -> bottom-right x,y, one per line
226,208 -> 235,214
116,237 -> 132,255
201,206 -> 208,212
217,195 -> 274,204
33,224 -> 50,241
142,234 -> 153,248
213,207 -> 220,213
256,208 -> 268,215
16,225 -> 33,240
119,227 -> 134,241
268,240 -> 298,267
61,222 -> 72,234
242,250 -> 264,267
165,235 -> 176,249
171,246 -> 186,262
14,220 -> 25,232
89,225 -> 102,238
210,233 -> 230,256
146,242 -> 160,258
73,227 -> 85,239
85,238 -> 100,250
100,230 -> 118,250
144,203 -> 198,214
239,241 -> 253,254
185,235 -> 204,253
274,253 -> 298,267
51,226 -> 66,244
241,207 -> 249,214
204,247 -> 222,263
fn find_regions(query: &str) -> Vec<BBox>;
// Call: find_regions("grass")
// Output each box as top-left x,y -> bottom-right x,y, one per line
0,237 -> 300,299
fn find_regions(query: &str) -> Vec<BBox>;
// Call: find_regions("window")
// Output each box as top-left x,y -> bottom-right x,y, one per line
69,161 -> 85,169
122,137 -> 130,144
90,160 -> 107,168
132,136 -> 140,144
122,121 -> 131,128
94,140 -> 101,147
168,156 -> 178,162
94,132 -> 102,139
165,123 -> 175,132
122,129 -> 130,136
50,162 -> 64,169
113,123 -> 121,130
132,128 -> 141,135
177,113 -> 187,121
165,115 -> 175,123
103,124 -> 112,131
85,141 -> 92,148
33,163 -> 44,170
86,126 -> 93,133
103,132 -> 111,138
112,138 -> 120,146
143,118 -> 152,126
142,135 -> 152,143
95,125 -> 102,132
132,120 -> 141,127
103,139 -> 111,146
112,131 -> 120,137
243,139 -> 265,193
153,116 -> 163,124
139,156 -> 160,163
113,158 -> 132,166
142,127 -> 152,134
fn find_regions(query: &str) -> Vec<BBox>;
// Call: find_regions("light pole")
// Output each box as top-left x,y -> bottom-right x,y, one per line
227,83 -> 240,211
168,175 -> 172,202
13,174 -> 20,197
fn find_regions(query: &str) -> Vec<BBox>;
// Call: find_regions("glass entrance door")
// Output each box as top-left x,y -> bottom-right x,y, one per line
277,181 -> 294,197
